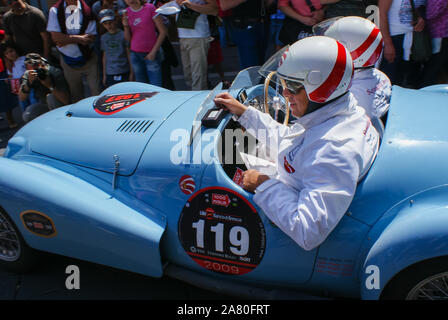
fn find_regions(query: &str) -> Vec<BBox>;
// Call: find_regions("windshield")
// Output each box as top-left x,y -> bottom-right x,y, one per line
258,45 -> 289,79
189,82 -> 223,145
230,66 -> 262,90
312,16 -> 343,35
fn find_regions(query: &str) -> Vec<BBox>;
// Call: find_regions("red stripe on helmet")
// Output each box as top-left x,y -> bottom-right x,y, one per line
350,27 -> 380,60
309,41 -> 347,103
362,39 -> 384,67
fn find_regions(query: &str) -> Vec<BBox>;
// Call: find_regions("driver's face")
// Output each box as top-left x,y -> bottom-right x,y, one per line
283,87 -> 309,118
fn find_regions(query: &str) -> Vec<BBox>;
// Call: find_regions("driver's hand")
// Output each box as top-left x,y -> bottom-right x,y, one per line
242,169 -> 270,193
214,92 -> 247,117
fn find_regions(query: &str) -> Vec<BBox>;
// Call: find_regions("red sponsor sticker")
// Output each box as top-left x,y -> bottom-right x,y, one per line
110,102 -> 125,110
232,167 -> 244,187
179,175 -> 196,195
32,222 -> 44,229
212,193 -> 230,207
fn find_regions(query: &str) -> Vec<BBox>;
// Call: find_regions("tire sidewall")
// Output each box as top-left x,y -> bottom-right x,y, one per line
0,209 -> 39,273
381,257 -> 448,300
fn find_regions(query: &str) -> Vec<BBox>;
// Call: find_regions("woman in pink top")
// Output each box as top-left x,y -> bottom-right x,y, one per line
278,0 -> 339,45
122,0 -> 167,85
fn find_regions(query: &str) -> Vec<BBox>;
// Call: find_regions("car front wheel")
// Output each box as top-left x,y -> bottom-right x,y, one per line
381,257 -> 448,300
0,208 -> 39,273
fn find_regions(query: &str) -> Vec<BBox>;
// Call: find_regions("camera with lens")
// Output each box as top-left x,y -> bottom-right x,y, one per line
36,67 -> 49,80
24,53 -> 49,82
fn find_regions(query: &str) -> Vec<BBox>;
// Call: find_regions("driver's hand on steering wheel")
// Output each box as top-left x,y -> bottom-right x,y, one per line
242,169 -> 270,193
214,92 -> 247,117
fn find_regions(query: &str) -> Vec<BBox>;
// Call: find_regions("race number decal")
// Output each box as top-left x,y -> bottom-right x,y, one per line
178,187 -> 266,275
93,92 -> 158,115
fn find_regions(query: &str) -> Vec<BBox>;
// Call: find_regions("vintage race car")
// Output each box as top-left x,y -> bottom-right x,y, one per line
0,65 -> 447,300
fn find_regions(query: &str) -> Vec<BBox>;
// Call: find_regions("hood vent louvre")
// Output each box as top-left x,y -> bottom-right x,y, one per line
117,120 -> 153,133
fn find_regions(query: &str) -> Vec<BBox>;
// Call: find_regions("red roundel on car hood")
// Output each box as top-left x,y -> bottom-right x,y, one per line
94,92 -> 159,115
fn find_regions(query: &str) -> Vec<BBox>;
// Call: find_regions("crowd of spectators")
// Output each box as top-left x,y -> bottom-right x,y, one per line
0,0 -> 447,127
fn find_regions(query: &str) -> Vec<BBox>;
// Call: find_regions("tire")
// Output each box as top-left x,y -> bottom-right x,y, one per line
0,208 -> 40,273
381,256 -> 448,300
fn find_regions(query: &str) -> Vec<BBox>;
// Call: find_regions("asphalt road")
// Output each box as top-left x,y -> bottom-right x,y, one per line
0,41 -> 244,300
0,253 -> 236,300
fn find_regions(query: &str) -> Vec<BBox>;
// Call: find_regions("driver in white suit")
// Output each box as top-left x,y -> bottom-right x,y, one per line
214,36 -> 379,251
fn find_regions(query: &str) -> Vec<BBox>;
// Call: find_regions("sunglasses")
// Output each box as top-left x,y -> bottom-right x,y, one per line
282,79 -> 304,95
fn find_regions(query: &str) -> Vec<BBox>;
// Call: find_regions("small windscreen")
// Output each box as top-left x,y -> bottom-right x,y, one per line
189,82 -> 223,145
312,16 -> 343,35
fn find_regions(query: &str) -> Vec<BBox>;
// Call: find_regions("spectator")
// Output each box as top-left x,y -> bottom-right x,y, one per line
148,0 -> 179,90
1,40 -> 24,80
379,0 -> 426,88
325,0 -> 366,19
99,9 -> 133,87
175,0 -> 218,90
92,0 -> 127,20
122,0 -> 167,86
278,0 -> 330,46
0,40 -> 35,112
19,53 -> 70,123
217,0 -> 232,49
207,37 -> 229,88
421,0 -> 448,87
47,0 -> 100,102
0,53 -> 18,129
269,5 -> 285,53
2,0 -> 51,59
206,13 -> 228,88
221,0 -> 269,69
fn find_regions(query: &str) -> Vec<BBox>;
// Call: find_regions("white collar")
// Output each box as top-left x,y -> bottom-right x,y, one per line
293,93 -> 356,130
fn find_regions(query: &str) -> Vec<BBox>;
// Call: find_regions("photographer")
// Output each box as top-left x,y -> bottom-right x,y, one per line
19,53 -> 70,123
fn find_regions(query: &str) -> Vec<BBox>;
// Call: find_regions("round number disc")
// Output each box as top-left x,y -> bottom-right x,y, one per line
178,187 -> 266,275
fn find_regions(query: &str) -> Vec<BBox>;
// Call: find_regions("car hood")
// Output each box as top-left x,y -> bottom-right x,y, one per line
20,90 -> 203,175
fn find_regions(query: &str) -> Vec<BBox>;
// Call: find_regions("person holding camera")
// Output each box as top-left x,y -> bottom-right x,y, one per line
19,53 -> 70,123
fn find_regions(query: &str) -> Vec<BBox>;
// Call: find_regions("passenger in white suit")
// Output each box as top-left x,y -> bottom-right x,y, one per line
317,16 -> 392,125
214,36 -> 379,251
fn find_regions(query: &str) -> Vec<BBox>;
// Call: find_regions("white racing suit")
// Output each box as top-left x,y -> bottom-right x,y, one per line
237,92 -> 379,251
350,68 -> 392,120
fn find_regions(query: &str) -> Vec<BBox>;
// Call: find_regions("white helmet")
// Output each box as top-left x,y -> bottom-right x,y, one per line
316,16 -> 383,69
276,36 -> 353,104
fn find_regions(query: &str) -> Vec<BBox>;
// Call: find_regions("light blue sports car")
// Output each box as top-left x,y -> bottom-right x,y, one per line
0,66 -> 447,300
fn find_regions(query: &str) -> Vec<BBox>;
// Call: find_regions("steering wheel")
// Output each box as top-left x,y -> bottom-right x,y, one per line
264,71 -> 290,125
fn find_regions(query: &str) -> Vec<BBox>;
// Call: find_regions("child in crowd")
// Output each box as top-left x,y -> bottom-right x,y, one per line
99,9 -> 133,87
0,52 -> 18,129
0,41 -> 36,113
122,0 -> 167,86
